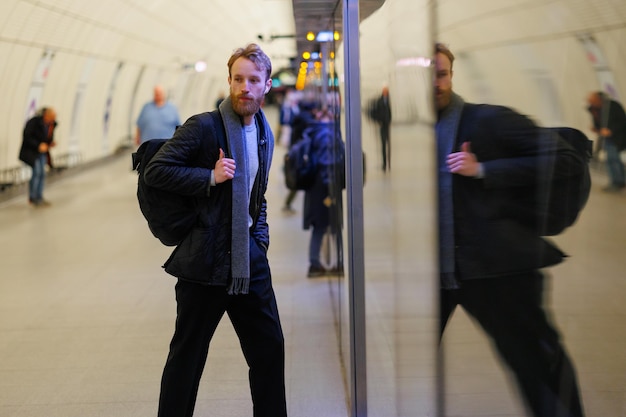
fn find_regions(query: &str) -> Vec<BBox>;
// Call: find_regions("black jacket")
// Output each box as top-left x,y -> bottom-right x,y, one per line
303,121 -> 344,232
449,103 -> 582,280
143,111 -> 272,286
369,95 -> 392,126
19,115 -> 55,167
591,98 -> 626,150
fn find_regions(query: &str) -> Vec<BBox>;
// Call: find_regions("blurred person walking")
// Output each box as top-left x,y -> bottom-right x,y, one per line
19,107 -> 57,207
369,86 -> 392,171
278,88 -> 299,148
282,100 -> 316,213
135,85 -> 181,145
586,91 -> 626,192
435,43 -> 585,417
302,108 -> 345,277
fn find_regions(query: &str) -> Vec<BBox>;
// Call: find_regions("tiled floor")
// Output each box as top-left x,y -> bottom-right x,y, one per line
0,107 -> 624,417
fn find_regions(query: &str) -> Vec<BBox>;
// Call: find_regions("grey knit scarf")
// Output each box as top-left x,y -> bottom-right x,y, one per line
435,92 -> 465,289
219,97 -> 251,295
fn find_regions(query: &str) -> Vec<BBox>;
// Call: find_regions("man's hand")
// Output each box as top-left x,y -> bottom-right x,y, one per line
38,142 -> 49,153
447,142 -> 480,177
214,148 -> 236,184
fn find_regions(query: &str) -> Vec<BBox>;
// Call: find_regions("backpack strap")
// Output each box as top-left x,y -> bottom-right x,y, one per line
198,110 -> 228,198
206,109 -> 229,157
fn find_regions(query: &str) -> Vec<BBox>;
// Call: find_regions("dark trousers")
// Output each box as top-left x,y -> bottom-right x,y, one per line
440,272 -> 584,417
158,238 -> 287,417
284,189 -> 297,209
380,123 -> 391,171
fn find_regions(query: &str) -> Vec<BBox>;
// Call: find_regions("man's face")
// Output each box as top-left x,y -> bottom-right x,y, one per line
434,52 -> 453,111
587,93 -> 602,112
154,86 -> 165,104
43,109 -> 56,124
229,58 -> 270,119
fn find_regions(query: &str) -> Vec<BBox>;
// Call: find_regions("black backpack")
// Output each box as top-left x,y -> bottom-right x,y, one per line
131,111 -> 225,246
284,134 -> 317,191
509,127 -> 593,236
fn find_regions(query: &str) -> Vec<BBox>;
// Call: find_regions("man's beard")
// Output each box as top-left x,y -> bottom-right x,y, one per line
231,93 -> 262,117
435,88 -> 451,111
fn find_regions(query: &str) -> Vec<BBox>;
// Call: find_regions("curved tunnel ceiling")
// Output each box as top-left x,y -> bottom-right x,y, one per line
438,0 -> 626,51
0,0 -> 385,77
0,0 -> 294,73
1,0 -> 622,75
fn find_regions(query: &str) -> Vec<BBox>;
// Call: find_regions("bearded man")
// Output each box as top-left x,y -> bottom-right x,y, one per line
144,43 -> 287,417
434,42 -> 585,417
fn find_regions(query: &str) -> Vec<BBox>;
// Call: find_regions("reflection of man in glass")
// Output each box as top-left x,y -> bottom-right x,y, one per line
435,43 -> 585,417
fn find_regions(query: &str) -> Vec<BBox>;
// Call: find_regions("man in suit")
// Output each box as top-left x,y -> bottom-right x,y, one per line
434,43 -> 585,417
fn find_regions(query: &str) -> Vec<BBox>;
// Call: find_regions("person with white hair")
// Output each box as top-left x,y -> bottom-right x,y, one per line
135,85 -> 180,145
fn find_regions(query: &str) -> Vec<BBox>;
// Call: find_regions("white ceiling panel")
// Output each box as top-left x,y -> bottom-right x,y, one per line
1,0 -> 387,74
1,2 -> 35,40
438,0 -> 626,51
2,0 -> 298,71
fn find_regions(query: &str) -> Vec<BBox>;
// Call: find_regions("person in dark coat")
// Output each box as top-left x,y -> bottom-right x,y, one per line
302,109 -> 345,277
586,91 -> 626,191
143,43 -> 287,417
282,100 -> 316,213
435,43 -> 585,417
369,86 -> 392,171
19,107 -> 57,206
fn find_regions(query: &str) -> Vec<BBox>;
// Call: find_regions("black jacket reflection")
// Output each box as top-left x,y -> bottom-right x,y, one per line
450,104 -> 583,280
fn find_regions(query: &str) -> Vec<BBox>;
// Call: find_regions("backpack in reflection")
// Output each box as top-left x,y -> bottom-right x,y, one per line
512,127 -> 593,236
284,134 -> 316,191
